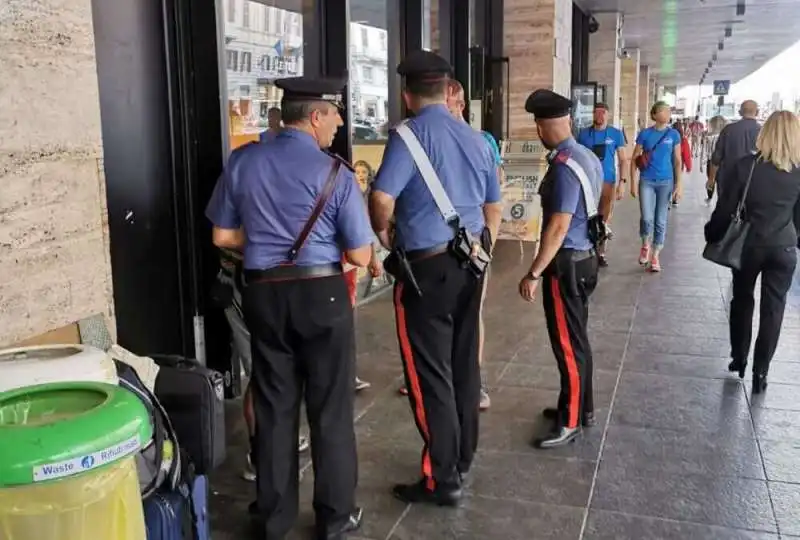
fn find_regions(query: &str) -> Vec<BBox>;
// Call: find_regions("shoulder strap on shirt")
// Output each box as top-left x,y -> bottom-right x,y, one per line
561,156 -> 599,219
287,158 -> 342,262
394,122 -> 460,225
646,129 -> 671,152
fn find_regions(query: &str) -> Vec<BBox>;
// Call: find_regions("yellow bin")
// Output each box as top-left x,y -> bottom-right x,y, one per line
0,381 -> 152,540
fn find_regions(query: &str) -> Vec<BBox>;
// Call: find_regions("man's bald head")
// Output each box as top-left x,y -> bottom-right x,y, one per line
740,100 -> 759,118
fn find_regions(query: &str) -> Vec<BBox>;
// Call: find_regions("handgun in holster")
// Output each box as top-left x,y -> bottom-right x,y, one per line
447,220 -> 492,278
383,248 -> 423,297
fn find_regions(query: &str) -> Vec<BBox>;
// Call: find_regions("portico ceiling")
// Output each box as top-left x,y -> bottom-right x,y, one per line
575,0 -> 800,87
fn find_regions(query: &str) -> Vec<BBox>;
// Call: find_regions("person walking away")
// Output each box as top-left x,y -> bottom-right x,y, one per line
206,76 -> 373,539
704,115 -> 729,202
689,115 -> 704,156
370,50 -> 502,506
260,106 -> 283,143
630,101 -> 683,272
707,100 -> 761,198
518,89 -> 603,448
705,110 -> 800,394
576,102 -> 628,266
670,121 -> 693,208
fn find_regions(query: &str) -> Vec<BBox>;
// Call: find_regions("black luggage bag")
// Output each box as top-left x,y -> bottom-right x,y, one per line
150,355 -> 227,474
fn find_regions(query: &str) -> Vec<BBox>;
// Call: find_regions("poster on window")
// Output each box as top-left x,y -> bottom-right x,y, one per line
498,141 -> 547,243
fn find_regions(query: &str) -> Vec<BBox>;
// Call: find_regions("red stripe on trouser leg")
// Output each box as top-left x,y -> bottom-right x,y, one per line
550,277 -> 581,429
393,283 -> 435,490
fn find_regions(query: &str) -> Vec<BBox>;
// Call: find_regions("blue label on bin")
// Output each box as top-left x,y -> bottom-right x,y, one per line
32,435 -> 140,482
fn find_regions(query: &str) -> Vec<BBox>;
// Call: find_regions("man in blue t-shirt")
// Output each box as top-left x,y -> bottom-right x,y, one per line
444,79 -> 503,411
576,102 -> 628,266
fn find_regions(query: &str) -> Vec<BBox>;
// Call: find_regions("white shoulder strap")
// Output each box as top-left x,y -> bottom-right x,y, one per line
394,122 -> 459,224
563,158 -> 598,219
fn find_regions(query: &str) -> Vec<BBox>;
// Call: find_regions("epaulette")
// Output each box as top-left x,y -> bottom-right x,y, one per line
323,150 -> 355,172
550,148 -> 571,165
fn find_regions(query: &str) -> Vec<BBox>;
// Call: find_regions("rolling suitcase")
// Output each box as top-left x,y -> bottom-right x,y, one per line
144,475 -> 209,540
150,354 -> 227,474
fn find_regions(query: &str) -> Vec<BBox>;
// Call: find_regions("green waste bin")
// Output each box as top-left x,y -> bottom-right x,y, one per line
0,381 -> 152,540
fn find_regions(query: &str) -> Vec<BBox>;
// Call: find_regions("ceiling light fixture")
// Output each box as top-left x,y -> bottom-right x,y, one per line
725,27 -> 732,37
736,1 -> 746,16
718,41 -> 724,50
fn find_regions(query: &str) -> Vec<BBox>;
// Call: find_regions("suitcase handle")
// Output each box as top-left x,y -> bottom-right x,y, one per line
150,354 -> 200,370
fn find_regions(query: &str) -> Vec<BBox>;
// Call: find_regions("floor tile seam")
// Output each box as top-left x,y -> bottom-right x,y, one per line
587,507 -> 781,536
609,369 -> 752,384
473,447 -> 599,464
734,288 -> 782,536
493,337 -> 531,383
468,492 -> 589,512
383,503 -> 411,540
578,272 -> 645,539
586,459 -> 768,483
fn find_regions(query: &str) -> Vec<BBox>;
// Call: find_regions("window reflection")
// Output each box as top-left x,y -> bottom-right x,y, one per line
222,0 -> 305,150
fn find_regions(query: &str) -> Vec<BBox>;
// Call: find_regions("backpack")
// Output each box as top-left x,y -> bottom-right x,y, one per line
114,360 -> 182,498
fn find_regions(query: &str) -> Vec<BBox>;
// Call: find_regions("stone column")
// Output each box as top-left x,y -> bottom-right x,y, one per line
587,12 -> 621,125
638,65 -> 651,131
619,48 -> 641,144
505,0 -> 573,138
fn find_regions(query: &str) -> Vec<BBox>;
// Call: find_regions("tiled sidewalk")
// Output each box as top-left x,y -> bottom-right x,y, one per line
211,170 -> 800,539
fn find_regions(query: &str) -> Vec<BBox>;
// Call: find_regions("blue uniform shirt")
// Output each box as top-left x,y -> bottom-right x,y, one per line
205,129 -> 374,269
372,104 -> 501,251
259,129 -> 279,143
539,137 -> 603,251
576,125 -> 625,183
481,131 -> 503,166
636,127 -> 681,182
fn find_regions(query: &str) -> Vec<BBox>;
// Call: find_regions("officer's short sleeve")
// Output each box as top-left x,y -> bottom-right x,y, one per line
550,164 -> 582,215
205,169 -> 241,229
335,169 -> 374,250
372,130 -> 416,198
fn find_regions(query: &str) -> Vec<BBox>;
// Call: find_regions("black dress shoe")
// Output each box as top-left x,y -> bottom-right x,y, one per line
752,373 -> 768,395
542,407 -> 596,427
534,427 -> 581,449
728,358 -> 747,379
319,508 -> 364,540
392,479 -> 462,507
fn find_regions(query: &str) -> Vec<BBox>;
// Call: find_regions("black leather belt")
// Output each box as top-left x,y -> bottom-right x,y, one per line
406,243 -> 449,262
244,263 -> 343,284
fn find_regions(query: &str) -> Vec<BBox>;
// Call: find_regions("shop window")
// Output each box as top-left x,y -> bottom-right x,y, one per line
221,1 -> 309,150
350,0 -> 392,300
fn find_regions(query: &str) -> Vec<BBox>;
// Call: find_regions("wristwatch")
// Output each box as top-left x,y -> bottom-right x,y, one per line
525,271 -> 541,281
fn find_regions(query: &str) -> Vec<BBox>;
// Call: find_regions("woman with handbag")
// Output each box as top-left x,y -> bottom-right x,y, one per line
630,102 -> 683,272
704,110 -> 800,394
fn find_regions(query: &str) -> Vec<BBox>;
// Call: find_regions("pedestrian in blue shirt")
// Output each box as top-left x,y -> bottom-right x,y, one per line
518,89 -> 603,449
370,50 -> 502,507
576,102 -> 629,267
206,76 -> 372,539
440,78 -> 502,411
631,101 -> 683,272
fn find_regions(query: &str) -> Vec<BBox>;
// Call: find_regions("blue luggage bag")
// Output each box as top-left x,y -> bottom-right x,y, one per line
144,475 -> 210,540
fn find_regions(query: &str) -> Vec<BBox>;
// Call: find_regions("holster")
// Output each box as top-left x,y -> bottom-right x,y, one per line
448,227 -> 491,278
587,215 -> 608,247
383,248 -> 423,297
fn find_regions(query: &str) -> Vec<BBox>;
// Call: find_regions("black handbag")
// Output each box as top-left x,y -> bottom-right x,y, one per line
702,160 -> 756,270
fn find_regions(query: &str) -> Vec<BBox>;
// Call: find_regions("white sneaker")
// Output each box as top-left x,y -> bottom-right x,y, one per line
243,436 -> 311,481
298,435 -> 310,453
355,377 -> 371,392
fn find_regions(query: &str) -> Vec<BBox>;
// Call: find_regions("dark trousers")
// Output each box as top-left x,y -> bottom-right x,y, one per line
730,246 -> 797,374
243,275 -> 357,540
542,253 -> 599,429
393,252 -> 483,490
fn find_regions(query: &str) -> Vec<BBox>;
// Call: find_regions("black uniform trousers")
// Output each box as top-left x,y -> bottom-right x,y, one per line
243,274 -> 357,540
394,251 -> 483,491
730,245 -> 797,374
542,251 -> 599,429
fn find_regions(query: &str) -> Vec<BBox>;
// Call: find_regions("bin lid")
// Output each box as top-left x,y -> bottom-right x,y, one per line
0,381 -> 152,487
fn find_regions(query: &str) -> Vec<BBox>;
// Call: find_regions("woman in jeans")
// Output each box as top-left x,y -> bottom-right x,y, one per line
705,111 -> 800,394
630,102 -> 683,272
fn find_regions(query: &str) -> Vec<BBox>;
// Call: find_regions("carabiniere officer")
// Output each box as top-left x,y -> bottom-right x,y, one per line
205,76 -> 373,540
370,50 -> 502,506
517,89 -> 604,449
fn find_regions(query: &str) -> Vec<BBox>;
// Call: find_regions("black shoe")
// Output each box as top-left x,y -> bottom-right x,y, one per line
534,427 -> 581,449
728,359 -> 747,379
542,407 -> 596,427
752,373 -> 768,395
392,479 -> 462,507
320,508 -> 364,540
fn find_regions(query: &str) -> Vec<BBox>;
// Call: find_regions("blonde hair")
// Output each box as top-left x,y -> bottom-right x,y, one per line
707,115 -> 727,135
756,110 -> 800,173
